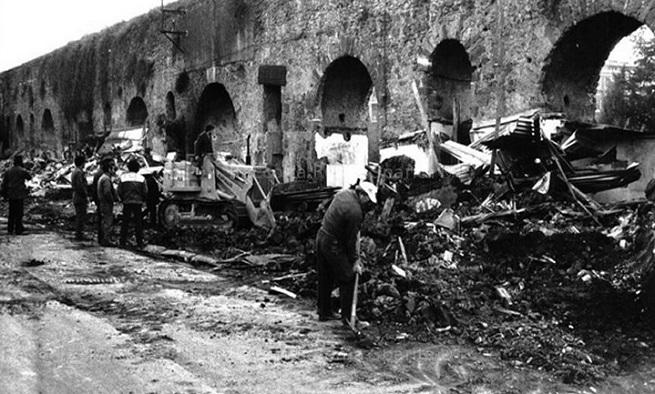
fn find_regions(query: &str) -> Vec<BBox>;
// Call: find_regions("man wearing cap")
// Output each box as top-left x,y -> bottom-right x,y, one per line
315,181 -> 377,324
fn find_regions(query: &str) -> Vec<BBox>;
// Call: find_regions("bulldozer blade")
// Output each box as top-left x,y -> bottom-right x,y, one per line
245,197 -> 276,230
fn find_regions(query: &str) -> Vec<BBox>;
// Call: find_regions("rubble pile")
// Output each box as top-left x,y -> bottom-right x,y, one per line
144,185 -> 655,383
0,154 -> 78,199
4,110 -> 655,385
354,201 -> 653,383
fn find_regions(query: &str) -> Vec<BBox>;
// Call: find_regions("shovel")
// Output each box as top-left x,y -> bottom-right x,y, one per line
348,271 -> 360,332
345,271 -> 375,349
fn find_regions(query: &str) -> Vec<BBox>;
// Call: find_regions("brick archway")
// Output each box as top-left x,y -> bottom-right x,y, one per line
542,10 -> 647,121
317,55 -> 374,136
126,96 -> 148,127
195,82 -> 239,157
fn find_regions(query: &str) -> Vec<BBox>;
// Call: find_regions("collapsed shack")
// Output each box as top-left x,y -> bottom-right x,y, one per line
477,115 -> 641,198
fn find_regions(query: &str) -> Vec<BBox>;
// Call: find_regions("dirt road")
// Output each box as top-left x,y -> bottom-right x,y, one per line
0,228 -> 653,393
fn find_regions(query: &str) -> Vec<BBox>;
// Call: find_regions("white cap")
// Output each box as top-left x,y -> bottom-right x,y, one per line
357,181 -> 378,204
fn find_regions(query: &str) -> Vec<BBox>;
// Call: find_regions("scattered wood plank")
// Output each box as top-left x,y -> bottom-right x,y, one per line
270,272 -> 308,282
391,264 -> 407,278
398,237 -> 409,264
269,286 -> 297,299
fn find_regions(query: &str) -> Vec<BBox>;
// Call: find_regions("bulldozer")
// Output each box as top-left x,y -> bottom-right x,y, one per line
159,154 -> 277,230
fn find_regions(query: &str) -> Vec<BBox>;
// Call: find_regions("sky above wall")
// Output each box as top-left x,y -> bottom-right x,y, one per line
0,0 -> 175,72
0,1 -> 652,73
607,25 -> 655,65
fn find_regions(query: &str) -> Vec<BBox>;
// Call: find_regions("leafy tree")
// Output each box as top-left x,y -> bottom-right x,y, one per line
598,30 -> 655,131
598,66 -> 632,128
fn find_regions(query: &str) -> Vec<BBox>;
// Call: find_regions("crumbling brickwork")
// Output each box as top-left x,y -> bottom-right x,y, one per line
0,0 -> 653,181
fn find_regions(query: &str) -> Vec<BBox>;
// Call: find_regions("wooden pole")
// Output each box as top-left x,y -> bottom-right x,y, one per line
493,0 -> 507,137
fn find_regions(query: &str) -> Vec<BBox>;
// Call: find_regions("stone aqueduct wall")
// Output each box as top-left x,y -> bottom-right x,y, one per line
0,0 -> 654,181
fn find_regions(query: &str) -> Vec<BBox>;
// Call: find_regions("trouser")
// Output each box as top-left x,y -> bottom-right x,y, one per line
74,203 -> 87,238
146,200 -> 157,226
316,231 -> 355,320
96,210 -> 103,243
98,204 -> 114,245
120,204 -> 144,246
7,199 -> 24,235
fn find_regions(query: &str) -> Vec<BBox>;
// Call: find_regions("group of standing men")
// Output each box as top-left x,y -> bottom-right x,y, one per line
76,155 -> 149,247
1,153 -> 152,248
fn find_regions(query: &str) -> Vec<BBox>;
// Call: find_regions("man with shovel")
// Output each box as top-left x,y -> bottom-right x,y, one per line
316,181 -> 377,326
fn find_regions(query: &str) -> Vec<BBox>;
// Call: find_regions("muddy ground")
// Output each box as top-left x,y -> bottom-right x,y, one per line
2,198 -> 655,393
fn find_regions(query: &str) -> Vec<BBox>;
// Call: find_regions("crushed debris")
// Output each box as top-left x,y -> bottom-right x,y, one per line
6,110 -> 655,386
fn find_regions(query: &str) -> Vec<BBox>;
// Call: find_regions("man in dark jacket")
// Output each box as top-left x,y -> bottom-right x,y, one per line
71,155 -> 89,240
144,171 -> 161,227
97,159 -> 118,246
315,181 -> 377,324
194,124 -> 215,156
91,156 -> 112,243
1,155 -> 32,235
118,159 -> 148,248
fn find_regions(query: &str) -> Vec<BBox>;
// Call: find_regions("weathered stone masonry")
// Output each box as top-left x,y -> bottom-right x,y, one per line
1,0 -> 654,182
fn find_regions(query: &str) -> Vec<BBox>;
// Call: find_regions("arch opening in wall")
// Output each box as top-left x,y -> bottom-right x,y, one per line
594,25 -> 655,129
317,56 -> 374,187
42,109 -> 55,132
166,91 -> 176,120
126,96 -> 148,127
542,11 -> 642,122
428,39 -> 474,145
319,55 -> 373,134
195,82 -> 239,156
16,115 -> 24,136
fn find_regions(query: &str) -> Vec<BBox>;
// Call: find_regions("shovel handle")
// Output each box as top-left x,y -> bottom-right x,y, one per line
350,271 -> 359,329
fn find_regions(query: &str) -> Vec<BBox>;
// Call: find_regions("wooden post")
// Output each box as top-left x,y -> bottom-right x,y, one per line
493,0 -> 506,138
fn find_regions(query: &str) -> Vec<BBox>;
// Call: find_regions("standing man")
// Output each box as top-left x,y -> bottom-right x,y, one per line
1,155 -> 32,235
91,156 -> 111,243
194,124 -> 215,156
71,155 -> 89,240
315,181 -> 377,324
118,159 -> 148,248
144,171 -> 161,227
97,159 -> 118,246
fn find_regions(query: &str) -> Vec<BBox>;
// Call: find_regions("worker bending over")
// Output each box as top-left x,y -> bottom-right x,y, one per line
316,181 -> 377,324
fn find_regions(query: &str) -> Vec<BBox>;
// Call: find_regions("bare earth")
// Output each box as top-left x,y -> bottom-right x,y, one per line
1,226 -> 654,394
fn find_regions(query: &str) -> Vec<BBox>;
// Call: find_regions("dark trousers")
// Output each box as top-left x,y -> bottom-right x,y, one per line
120,204 -> 144,246
146,201 -> 157,226
96,210 -> 103,243
7,199 -> 24,235
74,203 -> 87,238
98,204 -> 114,245
316,231 -> 355,320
